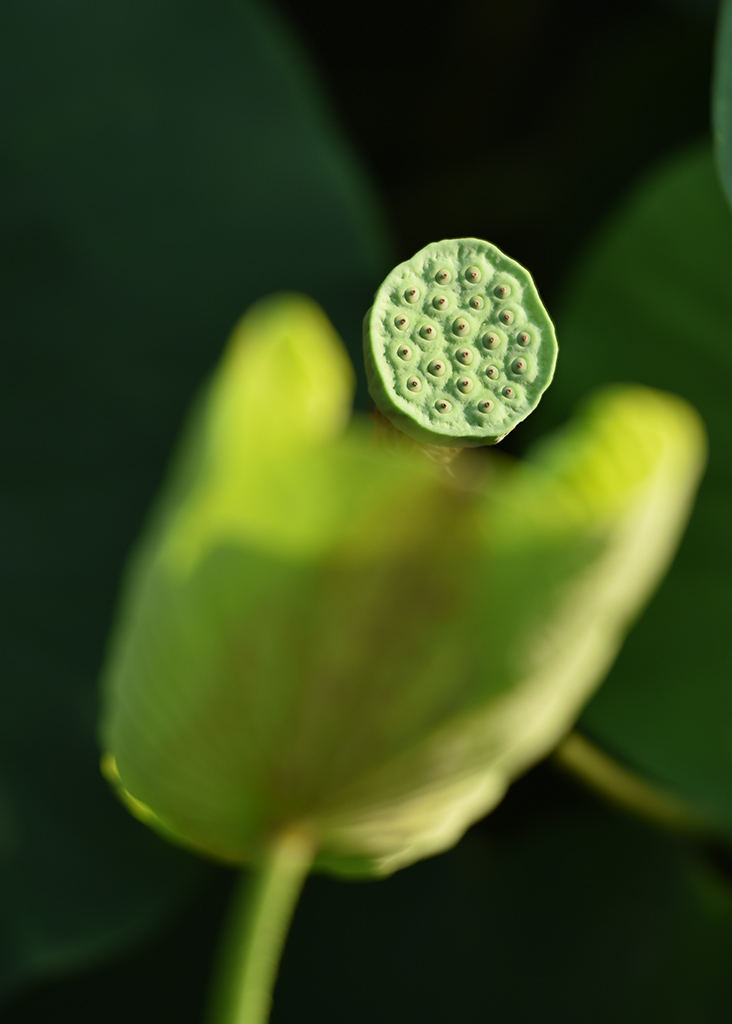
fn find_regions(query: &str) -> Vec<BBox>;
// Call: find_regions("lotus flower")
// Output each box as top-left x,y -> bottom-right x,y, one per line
100,292 -> 705,880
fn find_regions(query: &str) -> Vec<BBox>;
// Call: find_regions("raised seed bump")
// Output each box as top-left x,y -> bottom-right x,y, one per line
453,318 -> 470,336
397,345 -> 413,361
478,399 -> 494,413
428,359 -> 446,377
436,399 -> 452,413
407,376 -> 422,393
512,358 -> 527,374
457,377 -> 474,394
465,266 -> 482,282
486,365 -> 499,380
469,296 -> 484,310
456,348 -> 473,365
395,315 -> 410,331
404,287 -> 420,304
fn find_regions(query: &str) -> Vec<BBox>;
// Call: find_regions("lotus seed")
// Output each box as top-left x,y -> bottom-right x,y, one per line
364,238 -> 558,446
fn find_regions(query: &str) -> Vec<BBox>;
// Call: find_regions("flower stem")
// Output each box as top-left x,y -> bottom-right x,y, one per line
208,826 -> 314,1024
554,732 -> 710,835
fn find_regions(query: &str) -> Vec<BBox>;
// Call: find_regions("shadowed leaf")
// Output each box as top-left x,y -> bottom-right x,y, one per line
546,144 -> 732,836
0,0 -> 389,998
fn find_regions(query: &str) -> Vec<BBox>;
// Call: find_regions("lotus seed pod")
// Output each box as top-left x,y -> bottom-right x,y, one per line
364,239 -> 558,446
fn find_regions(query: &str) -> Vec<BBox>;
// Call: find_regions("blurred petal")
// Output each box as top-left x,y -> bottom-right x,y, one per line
100,294 -> 705,877
313,386 -> 705,875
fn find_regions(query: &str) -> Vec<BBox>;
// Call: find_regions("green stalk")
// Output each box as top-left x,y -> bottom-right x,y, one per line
554,732 -> 709,835
208,826 -> 315,1024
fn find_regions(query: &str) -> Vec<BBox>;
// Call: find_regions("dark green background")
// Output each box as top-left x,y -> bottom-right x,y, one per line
3,0 -> 732,1020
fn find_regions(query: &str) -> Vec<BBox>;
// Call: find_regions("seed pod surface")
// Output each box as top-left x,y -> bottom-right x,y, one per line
364,238 -> 558,446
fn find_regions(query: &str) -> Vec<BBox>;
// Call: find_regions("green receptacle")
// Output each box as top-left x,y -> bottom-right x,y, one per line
364,238 -> 558,446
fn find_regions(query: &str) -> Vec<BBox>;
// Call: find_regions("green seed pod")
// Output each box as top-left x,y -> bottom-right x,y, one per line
363,239 -> 558,446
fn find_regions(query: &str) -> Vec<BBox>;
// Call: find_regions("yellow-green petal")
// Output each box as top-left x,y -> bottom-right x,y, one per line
100,293 -> 705,877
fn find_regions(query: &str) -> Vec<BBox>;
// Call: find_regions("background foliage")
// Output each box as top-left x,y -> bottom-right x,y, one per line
2,0 -> 732,1020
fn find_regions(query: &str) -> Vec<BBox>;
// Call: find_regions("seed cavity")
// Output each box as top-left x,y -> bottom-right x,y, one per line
404,287 -> 420,304
478,399 -> 494,413
517,331 -> 531,346
433,295 -> 449,310
468,296 -> 484,310
406,376 -> 422,393
465,266 -> 482,282
428,359 -> 446,377
436,399 -> 452,413
502,386 -> 515,399
457,376 -> 474,394
494,283 -> 511,298
435,268 -> 452,284
452,317 -> 470,336
482,332 -> 500,350
486,365 -> 499,380
397,344 -> 413,361
395,314 -> 410,331
420,324 -> 437,340
511,358 -> 527,374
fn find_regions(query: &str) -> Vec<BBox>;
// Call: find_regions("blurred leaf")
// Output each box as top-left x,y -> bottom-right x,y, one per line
101,293 -> 703,879
0,0 -> 389,1000
545,143 -> 732,836
714,0 -> 732,207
